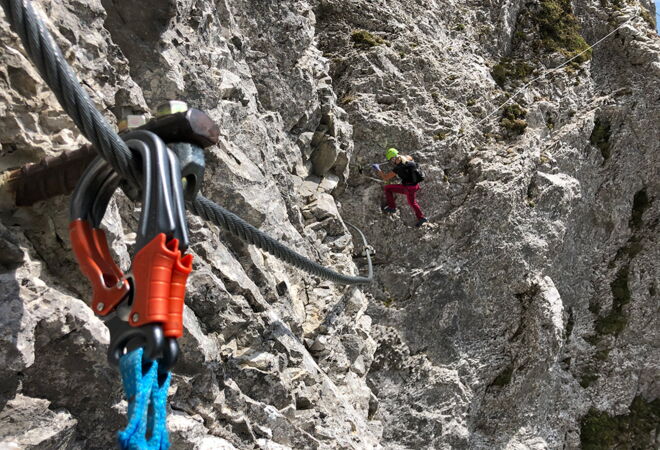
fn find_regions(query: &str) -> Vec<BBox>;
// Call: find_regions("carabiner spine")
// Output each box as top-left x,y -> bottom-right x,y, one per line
164,252 -> 193,338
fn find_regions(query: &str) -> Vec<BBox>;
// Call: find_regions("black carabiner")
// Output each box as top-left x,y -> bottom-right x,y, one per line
69,130 -> 192,372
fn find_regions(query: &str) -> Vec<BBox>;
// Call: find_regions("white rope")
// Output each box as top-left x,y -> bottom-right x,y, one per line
475,17 -> 636,127
436,15 -> 638,151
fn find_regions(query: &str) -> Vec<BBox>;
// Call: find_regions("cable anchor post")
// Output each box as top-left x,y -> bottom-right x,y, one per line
67,101 -> 216,370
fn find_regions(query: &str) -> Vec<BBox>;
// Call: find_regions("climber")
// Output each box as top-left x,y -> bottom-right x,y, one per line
372,148 -> 428,227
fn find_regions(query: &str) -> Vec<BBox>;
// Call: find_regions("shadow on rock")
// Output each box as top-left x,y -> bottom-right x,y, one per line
0,225 -> 26,410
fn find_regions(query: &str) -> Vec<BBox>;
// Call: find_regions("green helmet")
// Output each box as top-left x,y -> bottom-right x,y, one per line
385,148 -> 399,160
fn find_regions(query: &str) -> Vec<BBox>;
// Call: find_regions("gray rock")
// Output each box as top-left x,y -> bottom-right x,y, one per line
0,394 -> 78,449
1,0 -> 658,449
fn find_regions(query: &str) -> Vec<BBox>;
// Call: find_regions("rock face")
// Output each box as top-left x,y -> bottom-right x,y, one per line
0,0 -> 658,449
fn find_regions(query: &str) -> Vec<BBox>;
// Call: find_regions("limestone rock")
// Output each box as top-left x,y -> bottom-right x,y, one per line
0,0 -> 658,448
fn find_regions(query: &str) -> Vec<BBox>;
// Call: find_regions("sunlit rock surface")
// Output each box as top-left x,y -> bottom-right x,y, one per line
0,0 -> 657,448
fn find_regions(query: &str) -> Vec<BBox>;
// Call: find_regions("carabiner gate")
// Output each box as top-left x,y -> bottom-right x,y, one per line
69,130 -> 193,372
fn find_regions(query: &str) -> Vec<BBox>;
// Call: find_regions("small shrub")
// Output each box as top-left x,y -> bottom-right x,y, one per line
580,397 -> 660,450
491,59 -> 535,87
535,0 -> 592,63
500,103 -> 528,135
454,23 -> 466,31
640,8 -> 655,30
602,0 -> 625,10
351,30 -> 385,48
340,95 -> 357,105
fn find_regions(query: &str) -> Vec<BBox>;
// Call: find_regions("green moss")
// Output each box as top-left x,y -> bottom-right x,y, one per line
602,0 -> 625,11
500,103 -> 528,135
640,8 -> 655,30
501,119 -> 528,135
340,95 -> 357,105
454,23 -> 466,31
535,0 -> 592,63
580,396 -> 660,450
590,118 -> 611,160
434,132 -> 448,141
351,30 -> 385,48
502,103 -> 527,120
491,59 -> 535,87
492,364 -> 514,386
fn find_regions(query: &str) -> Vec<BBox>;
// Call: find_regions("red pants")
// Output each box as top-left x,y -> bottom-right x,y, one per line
384,184 -> 425,220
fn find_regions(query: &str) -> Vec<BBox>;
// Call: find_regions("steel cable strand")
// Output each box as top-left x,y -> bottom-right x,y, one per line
1,0 -> 373,285
2,0 -> 141,187
190,195 -> 373,285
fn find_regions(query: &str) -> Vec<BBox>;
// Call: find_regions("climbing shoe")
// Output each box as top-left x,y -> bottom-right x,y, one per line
382,206 -> 396,214
415,217 -> 429,227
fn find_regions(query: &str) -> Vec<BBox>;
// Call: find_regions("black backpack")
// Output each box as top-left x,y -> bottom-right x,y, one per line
410,163 -> 425,183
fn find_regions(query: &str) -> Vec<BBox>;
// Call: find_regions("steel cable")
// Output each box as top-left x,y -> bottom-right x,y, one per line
189,195 -> 372,284
1,0 -> 372,285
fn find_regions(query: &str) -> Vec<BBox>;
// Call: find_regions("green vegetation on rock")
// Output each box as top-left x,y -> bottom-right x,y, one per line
491,59 -> 534,87
580,396 -> 660,450
351,30 -> 385,48
601,0 -> 625,11
535,0 -> 592,63
590,118 -> 611,160
340,94 -> 357,105
500,103 -> 528,135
